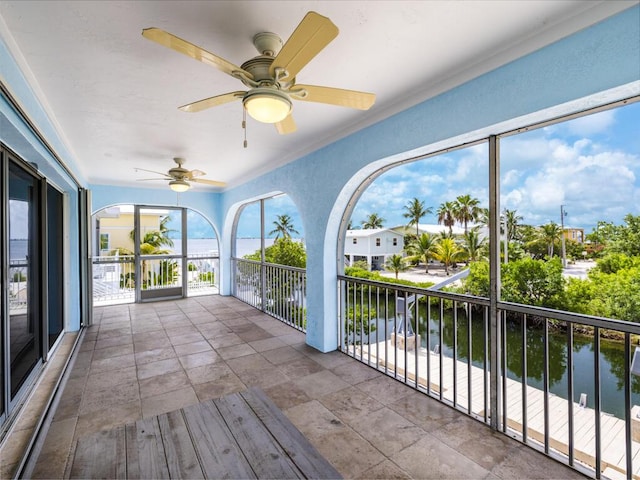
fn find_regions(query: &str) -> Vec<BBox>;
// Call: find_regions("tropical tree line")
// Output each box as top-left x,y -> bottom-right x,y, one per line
353,193 -> 640,325
460,214 -> 640,324
356,194 -> 483,235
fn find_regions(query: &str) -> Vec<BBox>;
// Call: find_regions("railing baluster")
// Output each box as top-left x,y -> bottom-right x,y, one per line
393,288 -> 398,380
403,290 -> 408,385
502,310 -> 507,433
426,294 -> 431,396
567,322 -> 574,466
384,286 -> 389,376
414,294 -> 419,390
522,313 -> 528,443
594,326 -> 601,479
376,286 -> 380,369
484,305 -> 489,424
439,297 -> 444,402
367,282 -> 372,367
543,316 -> 549,454
624,332 -> 632,479
453,300 -> 458,408
467,302 -> 472,415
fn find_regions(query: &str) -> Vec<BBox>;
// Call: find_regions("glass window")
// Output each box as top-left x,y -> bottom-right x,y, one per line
99,233 -> 109,251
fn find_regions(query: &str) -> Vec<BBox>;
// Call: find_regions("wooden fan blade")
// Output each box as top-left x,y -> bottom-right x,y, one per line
136,178 -> 168,182
134,167 -> 172,178
142,28 -> 253,79
294,84 -> 375,110
269,12 -> 338,81
187,169 -> 206,179
179,91 -> 245,113
275,114 -> 297,135
191,178 -> 227,187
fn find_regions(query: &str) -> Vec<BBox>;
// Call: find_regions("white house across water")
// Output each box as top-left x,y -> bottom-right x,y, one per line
344,228 -> 404,270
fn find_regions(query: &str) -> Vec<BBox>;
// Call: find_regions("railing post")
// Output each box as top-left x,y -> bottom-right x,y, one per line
260,200 -> 266,312
489,135 -> 502,431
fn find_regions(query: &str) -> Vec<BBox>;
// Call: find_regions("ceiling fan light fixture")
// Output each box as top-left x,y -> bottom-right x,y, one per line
169,179 -> 190,193
243,88 -> 292,124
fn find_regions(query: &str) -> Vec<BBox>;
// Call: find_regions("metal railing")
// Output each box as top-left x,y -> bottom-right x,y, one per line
139,255 -> 182,290
186,254 -> 219,296
92,255 -> 135,305
233,258 -> 306,332
92,253 -> 220,305
9,259 -> 28,313
338,274 -> 639,480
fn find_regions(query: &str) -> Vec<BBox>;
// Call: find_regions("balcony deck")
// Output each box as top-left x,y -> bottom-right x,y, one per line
31,296 -> 584,479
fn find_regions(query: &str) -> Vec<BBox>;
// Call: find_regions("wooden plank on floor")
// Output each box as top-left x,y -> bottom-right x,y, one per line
241,387 -> 343,479
158,409 -> 205,479
125,417 -> 170,479
182,400 -> 257,479
215,392 -> 304,479
70,425 -> 126,479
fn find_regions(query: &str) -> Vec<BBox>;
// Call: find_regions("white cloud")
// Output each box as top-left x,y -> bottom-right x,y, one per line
502,169 -> 521,187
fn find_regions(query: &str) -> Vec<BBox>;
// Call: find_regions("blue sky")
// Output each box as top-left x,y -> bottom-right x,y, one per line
349,100 -> 640,234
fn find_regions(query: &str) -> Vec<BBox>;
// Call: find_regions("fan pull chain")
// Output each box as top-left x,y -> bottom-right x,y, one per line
242,108 -> 248,148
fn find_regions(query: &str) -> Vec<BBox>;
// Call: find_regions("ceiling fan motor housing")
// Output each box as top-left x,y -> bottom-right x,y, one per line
252,32 -> 283,57
169,157 -> 188,178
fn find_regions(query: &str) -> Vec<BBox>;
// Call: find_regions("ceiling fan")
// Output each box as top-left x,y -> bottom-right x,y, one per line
135,157 -> 226,192
142,11 -> 375,134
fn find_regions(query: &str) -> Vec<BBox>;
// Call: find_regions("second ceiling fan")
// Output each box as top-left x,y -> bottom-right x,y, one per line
142,11 -> 375,134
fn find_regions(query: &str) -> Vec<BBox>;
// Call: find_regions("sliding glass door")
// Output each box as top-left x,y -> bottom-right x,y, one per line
1,147 -> 68,427
8,160 -> 42,399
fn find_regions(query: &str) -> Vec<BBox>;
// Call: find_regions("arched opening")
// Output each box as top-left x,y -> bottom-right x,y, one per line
91,204 -> 219,305
231,194 -> 307,330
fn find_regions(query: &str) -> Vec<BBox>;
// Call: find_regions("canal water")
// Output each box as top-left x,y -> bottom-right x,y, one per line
352,299 -> 637,420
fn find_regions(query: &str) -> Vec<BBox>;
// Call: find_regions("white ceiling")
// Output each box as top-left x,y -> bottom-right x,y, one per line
0,1 -> 634,190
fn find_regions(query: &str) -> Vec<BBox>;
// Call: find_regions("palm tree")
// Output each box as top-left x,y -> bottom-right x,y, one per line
454,195 -> 481,234
432,237 -> 465,275
504,209 -> 523,243
462,227 -> 487,263
384,254 -> 409,279
503,209 -> 523,263
129,215 -> 176,248
362,213 -> 385,229
406,233 -> 437,273
403,198 -> 432,237
437,201 -> 456,236
269,214 -> 299,239
539,222 -> 562,257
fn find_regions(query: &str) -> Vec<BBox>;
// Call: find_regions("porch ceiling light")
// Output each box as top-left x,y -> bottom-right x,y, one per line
169,179 -> 190,193
243,88 -> 292,124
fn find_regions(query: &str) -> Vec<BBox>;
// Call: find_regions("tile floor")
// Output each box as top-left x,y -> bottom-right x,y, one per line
28,295 -> 584,479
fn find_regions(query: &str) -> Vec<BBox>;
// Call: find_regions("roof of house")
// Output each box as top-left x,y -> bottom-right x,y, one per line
392,224 -> 467,235
346,228 -> 403,238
